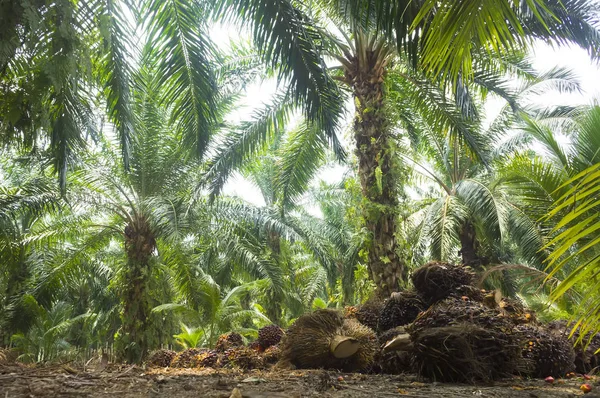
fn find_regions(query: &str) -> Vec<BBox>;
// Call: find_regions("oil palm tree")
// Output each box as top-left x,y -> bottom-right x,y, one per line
204,0 -> 600,297
0,157 -> 62,343
521,105 -> 600,338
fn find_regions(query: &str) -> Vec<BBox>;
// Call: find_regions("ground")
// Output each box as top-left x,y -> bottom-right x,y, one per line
1,362 -> 598,398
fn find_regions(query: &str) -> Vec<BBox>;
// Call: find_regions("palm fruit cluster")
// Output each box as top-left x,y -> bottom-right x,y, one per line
548,320 -> 600,374
516,324 -> 575,378
278,309 -> 378,372
373,327 -> 413,375
411,261 -> 474,305
147,349 -> 177,367
378,291 -> 425,332
215,332 -> 244,352
262,345 -> 281,365
411,323 -> 522,382
196,349 -> 219,368
375,261 -> 551,382
170,348 -> 204,368
223,347 -> 264,370
403,297 -> 522,382
248,340 -> 263,352
408,297 -> 513,332
257,325 -> 284,349
344,305 -> 358,318
451,284 -> 485,302
354,300 -> 383,331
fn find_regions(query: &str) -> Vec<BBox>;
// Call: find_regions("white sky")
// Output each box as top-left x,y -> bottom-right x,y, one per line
217,33 -> 600,208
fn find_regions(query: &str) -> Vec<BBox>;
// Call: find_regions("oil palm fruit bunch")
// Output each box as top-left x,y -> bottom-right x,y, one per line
147,349 -> 177,367
401,297 -> 522,382
353,300 -> 383,331
196,350 -> 219,368
224,347 -> 264,370
499,297 -> 535,325
452,285 -> 486,302
411,262 -> 474,305
215,332 -> 244,352
378,291 -> 425,332
248,340 -> 263,352
262,345 -> 281,365
516,325 -> 576,378
258,325 -> 284,349
171,348 -> 204,368
548,320 -> 600,374
374,327 -> 413,374
408,297 -> 511,332
278,309 -> 378,372
410,323 -> 522,382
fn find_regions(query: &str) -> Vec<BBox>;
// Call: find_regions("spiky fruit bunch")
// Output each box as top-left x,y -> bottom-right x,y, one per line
171,348 -> 204,368
411,323 -> 522,382
215,332 -> 244,352
374,326 -> 413,375
411,262 -> 474,305
258,325 -> 284,349
248,340 -> 264,352
548,320 -> 600,374
355,300 -> 383,331
499,297 -> 535,325
147,349 -> 177,367
408,297 -> 511,333
452,285 -> 485,302
262,345 -> 281,365
378,291 -> 425,332
373,351 -> 413,375
516,324 -> 575,378
223,347 -> 264,370
196,350 -> 219,368
278,309 -> 378,372
344,306 -> 358,318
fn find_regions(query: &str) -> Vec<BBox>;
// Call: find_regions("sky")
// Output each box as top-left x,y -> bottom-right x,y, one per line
218,38 -> 600,209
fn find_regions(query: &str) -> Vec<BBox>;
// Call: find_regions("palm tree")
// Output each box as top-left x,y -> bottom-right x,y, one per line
523,105 -> 600,337
0,157 -> 62,343
203,0 -> 600,297
313,0 -> 600,297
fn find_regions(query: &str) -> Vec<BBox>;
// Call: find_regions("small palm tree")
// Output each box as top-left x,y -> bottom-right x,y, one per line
404,62 -> 581,290
0,158 -> 62,343
536,105 -> 600,337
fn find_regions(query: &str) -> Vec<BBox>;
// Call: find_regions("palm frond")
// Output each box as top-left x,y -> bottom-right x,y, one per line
212,0 -> 345,156
202,93 -> 294,199
545,162 -> 600,340
275,123 -> 328,208
96,0 -> 136,170
143,0 -> 217,157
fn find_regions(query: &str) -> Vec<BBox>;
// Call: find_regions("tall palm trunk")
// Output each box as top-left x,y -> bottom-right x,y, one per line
117,216 -> 156,363
340,32 -> 403,298
458,220 -> 488,268
265,231 -> 282,324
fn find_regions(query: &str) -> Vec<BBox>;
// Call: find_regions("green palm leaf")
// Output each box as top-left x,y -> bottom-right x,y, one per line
213,0 -> 345,156
144,0 -> 217,157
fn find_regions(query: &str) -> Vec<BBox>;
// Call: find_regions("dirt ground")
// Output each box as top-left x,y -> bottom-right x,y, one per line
1,362 -> 599,398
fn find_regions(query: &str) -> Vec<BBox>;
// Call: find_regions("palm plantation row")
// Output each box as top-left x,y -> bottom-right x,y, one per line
2,0 -> 600,364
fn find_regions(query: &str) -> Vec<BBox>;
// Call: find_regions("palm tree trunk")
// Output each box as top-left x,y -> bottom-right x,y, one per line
459,221 -> 481,267
116,219 -> 156,363
265,231 -> 282,324
346,43 -> 403,298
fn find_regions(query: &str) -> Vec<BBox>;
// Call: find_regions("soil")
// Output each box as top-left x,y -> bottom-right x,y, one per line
1,362 -> 598,398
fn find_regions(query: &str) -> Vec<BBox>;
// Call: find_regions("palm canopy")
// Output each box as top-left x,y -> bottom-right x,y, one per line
3,0 -> 599,194
401,57 -> 582,292
530,106 -> 600,339
324,0 -> 600,81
